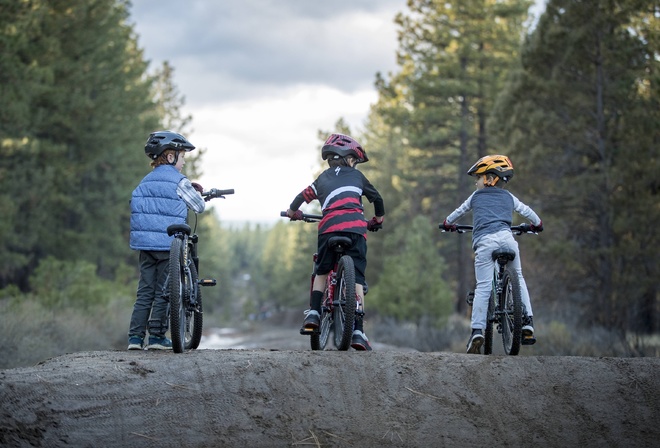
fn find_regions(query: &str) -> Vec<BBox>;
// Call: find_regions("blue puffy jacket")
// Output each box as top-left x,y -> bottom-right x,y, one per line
130,165 -> 187,251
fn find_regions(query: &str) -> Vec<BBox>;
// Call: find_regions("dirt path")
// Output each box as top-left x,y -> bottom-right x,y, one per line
1,346 -> 658,447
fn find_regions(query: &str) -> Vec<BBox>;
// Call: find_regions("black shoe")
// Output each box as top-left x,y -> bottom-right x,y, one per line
351,331 -> 372,351
522,316 -> 536,345
299,310 -> 320,335
466,329 -> 484,354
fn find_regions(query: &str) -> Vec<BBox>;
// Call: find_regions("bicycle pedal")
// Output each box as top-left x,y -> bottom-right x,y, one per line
299,326 -> 319,335
522,336 -> 536,345
198,278 -> 217,287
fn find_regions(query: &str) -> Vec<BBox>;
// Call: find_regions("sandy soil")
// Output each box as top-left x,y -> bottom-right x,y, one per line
1,325 -> 658,448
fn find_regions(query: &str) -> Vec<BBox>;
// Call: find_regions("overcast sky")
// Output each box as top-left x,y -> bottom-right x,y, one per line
129,0 -> 544,225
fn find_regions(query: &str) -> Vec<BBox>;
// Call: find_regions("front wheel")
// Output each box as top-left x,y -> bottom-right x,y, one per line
500,267 -> 523,355
333,256 -> 356,351
484,288 -> 495,355
310,296 -> 332,351
185,261 -> 203,350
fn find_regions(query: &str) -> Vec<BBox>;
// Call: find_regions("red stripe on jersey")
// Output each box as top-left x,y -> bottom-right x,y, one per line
302,186 -> 316,203
326,197 -> 361,210
323,219 -> 367,233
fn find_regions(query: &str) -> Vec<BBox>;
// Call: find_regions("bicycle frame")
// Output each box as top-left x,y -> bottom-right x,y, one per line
165,188 -> 233,353
310,248 -> 363,351
283,211 -> 361,351
444,223 -> 536,356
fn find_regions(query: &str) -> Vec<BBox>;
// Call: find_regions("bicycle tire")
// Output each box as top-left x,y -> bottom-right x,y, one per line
332,300 -> 343,349
484,289 -> 495,355
333,255 -> 356,351
500,267 -> 523,355
168,237 -> 186,353
311,297 -> 332,350
185,261 -> 203,350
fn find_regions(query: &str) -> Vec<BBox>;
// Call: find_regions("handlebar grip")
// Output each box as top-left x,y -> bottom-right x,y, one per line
216,189 -> 234,196
280,211 -> 322,222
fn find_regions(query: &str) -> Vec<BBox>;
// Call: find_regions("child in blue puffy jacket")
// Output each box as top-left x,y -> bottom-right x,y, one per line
127,131 -> 205,350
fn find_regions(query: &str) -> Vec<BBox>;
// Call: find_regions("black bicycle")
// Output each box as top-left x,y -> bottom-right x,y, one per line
281,211 -> 360,351
165,188 -> 234,353
444,223 -> 537,356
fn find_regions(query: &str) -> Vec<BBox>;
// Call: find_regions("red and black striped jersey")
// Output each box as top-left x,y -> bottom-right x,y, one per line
290,166 -> 384,237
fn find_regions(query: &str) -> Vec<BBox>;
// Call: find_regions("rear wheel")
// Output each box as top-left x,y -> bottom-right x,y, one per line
333,256 -> 356,351
500,267 -> 523,355
168,238 -> 186,353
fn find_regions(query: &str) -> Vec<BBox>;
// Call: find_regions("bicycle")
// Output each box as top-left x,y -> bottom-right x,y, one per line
443,223 -> 538,356
165,188 -> 234,353
280,211 -> 362,351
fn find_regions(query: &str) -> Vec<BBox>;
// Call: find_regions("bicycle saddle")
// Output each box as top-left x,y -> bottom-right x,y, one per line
167,223 -> 192,236
492,249 -> 515,263
327,236 -> 353,251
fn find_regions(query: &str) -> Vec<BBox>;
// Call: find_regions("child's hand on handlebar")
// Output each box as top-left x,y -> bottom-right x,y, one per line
191,182 -> 204,194
287,209 -> 303,221
441,219 -> 457,232
367,216 -> 384,232
531,221 -> 543,232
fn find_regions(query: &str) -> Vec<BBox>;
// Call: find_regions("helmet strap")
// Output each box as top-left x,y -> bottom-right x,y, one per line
166,151 -> 180,166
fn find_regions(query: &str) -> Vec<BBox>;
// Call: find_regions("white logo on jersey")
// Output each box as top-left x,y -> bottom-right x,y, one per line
335,167 -> 341,176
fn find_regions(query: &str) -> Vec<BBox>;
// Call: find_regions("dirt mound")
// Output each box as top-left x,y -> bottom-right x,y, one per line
1,349 -> 658,447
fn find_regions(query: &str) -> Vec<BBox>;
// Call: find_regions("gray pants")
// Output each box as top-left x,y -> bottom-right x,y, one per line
472,230 -> 533,330
128,250 -> 170,338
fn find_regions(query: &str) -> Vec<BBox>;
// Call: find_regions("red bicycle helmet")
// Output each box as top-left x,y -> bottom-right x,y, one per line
144,131 -> 195,160
321,133 -> 369,163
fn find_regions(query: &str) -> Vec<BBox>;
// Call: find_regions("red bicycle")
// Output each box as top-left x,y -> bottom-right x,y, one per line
281,211 -> 362,350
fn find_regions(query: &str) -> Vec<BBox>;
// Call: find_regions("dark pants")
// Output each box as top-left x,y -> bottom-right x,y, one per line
128,250 -> 170,338
315,232 -> 367,286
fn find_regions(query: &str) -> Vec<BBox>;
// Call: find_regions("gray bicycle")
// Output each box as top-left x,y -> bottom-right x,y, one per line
444,224 -> 537,355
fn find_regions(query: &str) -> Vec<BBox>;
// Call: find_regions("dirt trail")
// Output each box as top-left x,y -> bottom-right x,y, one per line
1,347 -> 658,447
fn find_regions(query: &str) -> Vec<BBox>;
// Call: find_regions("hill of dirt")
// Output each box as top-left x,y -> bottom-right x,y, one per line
1,346 -> 658,447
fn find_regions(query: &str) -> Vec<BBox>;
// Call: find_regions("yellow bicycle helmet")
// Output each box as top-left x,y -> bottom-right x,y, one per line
467,154 -> 514,186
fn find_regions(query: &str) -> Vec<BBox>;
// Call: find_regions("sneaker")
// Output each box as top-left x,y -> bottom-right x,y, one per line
522,316 -> 536,345
300,309 -> 320,334
145,335 -> 172,350
127,335 -> 143,350
351,330 -> 372,351
466,329 -> 484,354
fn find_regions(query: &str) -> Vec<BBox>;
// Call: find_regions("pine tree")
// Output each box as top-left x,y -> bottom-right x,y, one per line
0,0 -> 159,288
368,0 -> 533,313
492,0 -> 659,337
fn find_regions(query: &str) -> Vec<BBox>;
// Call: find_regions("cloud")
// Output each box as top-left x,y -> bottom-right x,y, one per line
191,85 -> 378,223
128,0 -> 405,223
130,0 -> 405,104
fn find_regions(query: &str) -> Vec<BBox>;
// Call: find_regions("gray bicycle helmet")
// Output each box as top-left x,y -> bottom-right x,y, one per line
321,133 -> 369,163
144,130 -> 195,160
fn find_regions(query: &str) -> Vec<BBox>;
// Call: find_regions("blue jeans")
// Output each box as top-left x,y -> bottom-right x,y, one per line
128,250 -> 170,338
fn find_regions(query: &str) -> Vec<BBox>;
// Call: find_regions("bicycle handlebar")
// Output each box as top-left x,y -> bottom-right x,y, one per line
202,188 -> 235,202
279,211 -> 323,222
440,223 -> 538,235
